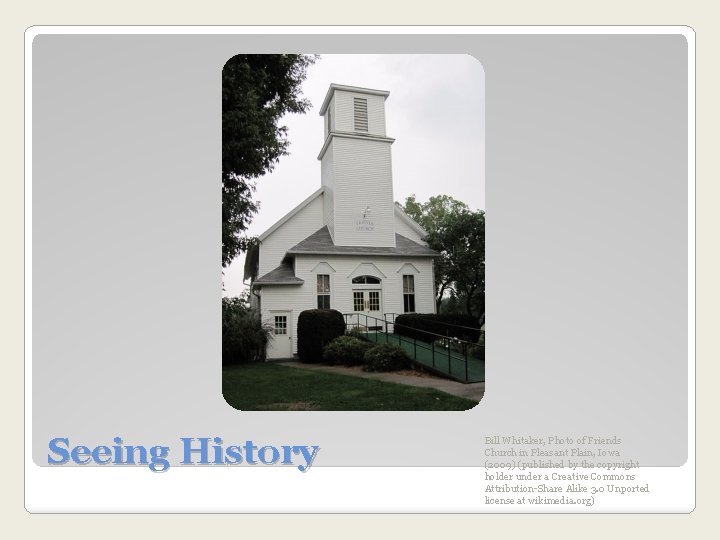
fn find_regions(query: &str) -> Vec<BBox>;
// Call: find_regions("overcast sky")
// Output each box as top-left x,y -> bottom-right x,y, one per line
223,54 -> 485,297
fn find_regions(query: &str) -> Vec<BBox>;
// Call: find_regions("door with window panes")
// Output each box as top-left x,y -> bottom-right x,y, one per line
351,275 -> 382,327
267,311 -> 292,359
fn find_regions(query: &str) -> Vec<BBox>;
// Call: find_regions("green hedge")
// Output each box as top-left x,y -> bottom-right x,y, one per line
297,309 -> 346,363
394,313 -> 481,343
323,335 -> 374,366
363,344 -> 412,372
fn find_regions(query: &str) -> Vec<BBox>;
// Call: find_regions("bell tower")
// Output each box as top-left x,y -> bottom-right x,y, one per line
318,84 -> 397,248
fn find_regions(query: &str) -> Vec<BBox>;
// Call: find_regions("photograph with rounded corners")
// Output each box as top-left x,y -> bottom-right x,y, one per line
222,54 -> 485,411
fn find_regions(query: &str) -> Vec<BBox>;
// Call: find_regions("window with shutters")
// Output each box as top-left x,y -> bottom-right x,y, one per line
353,97 -> 368,132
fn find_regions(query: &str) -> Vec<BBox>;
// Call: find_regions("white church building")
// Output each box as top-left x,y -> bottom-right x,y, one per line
244,84 -> 438,359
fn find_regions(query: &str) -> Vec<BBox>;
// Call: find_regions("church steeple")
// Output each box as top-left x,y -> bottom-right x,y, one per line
318,84 -> 396,248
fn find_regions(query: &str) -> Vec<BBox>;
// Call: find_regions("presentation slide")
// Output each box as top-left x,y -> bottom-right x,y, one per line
24,26 -> 694,518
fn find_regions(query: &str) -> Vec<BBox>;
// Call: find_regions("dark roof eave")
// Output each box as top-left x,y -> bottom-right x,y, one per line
252,280 -> 305,286
286,226 -> 438,257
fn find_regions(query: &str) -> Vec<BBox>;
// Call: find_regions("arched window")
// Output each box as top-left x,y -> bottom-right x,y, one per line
351,275 -> 381,284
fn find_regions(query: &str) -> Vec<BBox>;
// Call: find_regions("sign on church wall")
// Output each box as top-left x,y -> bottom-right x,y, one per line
354,205 -> 375,232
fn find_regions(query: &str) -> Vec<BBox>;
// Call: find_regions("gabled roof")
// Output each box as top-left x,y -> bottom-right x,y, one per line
394,204 -> 429,238
253,263 -> 304,286
286,226 -> 438,257
258,187 -> 324,242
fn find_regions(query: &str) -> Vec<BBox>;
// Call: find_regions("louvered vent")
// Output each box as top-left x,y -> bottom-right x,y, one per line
353,97 -> 368,132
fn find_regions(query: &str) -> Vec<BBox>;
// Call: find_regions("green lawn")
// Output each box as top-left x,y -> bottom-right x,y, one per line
223,363 -> 478,411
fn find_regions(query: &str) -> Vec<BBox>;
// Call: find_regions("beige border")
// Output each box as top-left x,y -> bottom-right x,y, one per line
4,2 -> 713,538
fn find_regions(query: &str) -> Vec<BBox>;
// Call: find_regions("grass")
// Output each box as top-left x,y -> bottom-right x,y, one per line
223,363 -> 478,411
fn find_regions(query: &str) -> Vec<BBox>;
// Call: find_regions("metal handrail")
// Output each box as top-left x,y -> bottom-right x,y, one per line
343,312 -> 479,348
393,313 -> 481,332
392,322 -> 476,346
342,312 -> 482,383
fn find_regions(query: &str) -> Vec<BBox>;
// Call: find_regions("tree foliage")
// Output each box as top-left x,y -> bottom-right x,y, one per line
401,194 -> 470,233
429,209 -> 485,324
222,297 -> 272,364
222,54 -> 316,267
400,195 -> 485,323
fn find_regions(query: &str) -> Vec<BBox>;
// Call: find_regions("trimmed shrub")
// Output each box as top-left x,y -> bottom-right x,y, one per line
394,313 -> 481,343
468,329 -> 485,360
222,297 -> 271,365
363,343 -> 412,372
297,309 -> 346,363
322,335 -> 373,366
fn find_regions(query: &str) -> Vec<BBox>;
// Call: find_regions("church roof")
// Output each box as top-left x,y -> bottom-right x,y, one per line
286,226 -> 438,257
258,186 -> 325,242
253,263 -> 304,285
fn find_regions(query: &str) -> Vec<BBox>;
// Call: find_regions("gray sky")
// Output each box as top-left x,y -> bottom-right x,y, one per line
224,54 -> 485,297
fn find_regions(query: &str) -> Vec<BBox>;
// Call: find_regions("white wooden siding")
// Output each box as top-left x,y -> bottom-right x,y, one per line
332,90 -> 386,136
332,136 -> 396,247
323,95 -> 335,139
320,138 -> 335,239
258,194 -> 325,276
260,255 -> 435,355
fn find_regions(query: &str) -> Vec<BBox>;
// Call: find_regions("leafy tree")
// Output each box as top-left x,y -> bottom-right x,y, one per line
428,209 -> 485,324
222,54 -> 316,267
400,195 -> 485,323
400,194 -> 469,233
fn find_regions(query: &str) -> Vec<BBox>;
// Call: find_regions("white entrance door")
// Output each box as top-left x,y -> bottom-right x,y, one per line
352,289 -> 383,329
267,311 -> 292,359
